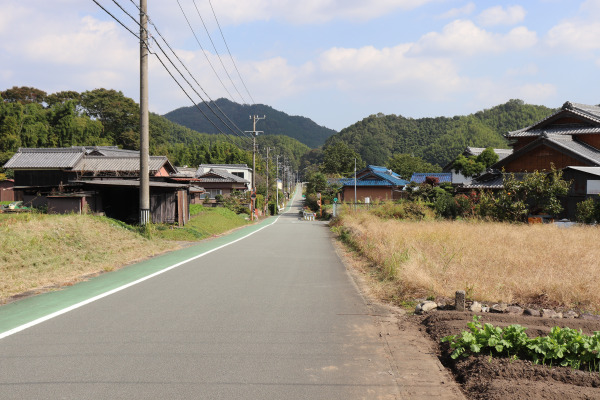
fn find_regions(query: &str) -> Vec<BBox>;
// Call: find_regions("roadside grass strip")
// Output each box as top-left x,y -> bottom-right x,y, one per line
0,214 -> 280,340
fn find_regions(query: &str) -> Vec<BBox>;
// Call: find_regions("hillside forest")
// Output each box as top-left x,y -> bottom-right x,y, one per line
0,87 -> 309,178
0,86 -> 558,185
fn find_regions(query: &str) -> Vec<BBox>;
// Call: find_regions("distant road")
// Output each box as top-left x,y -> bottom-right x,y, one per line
0,187 -> 400,399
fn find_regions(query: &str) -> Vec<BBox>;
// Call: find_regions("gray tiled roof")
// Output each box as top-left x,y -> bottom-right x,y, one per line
73,156 -> 170,173
507,102 -> 600,138
507,126 -> 600,138
464,147 -> 513,160
4,147 -> 85,169
545,135 -> 600,165
196,168 -> 249,183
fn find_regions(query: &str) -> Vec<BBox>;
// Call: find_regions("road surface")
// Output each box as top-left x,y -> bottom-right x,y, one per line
0,187 -> 406,399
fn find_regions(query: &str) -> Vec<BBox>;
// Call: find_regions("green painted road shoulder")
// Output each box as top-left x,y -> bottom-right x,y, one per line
0,215 -> 279,338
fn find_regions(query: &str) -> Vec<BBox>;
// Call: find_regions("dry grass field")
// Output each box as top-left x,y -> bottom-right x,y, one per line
0,213 -> 178,303
334,210 -> 600,313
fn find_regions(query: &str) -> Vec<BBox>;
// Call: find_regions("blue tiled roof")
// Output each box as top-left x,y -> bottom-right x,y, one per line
410,173 -> 452,184
339,179 -> 398,186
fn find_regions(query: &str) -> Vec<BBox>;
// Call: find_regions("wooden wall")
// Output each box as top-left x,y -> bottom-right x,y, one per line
503,145 -> 587,172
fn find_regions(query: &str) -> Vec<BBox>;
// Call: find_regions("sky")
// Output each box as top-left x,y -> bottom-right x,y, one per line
1,0 -> 600,132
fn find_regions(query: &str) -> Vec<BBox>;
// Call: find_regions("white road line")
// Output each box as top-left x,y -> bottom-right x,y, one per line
0,216 -> 281,340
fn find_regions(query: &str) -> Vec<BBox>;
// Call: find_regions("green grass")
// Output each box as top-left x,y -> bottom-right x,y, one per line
150,206 -> 250,241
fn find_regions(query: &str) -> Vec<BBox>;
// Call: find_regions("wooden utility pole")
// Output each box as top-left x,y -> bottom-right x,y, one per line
246,115 -> 265,220
139,0 -> 150,226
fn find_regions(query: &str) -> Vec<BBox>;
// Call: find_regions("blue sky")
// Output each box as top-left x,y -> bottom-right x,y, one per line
1,0 -> 599,132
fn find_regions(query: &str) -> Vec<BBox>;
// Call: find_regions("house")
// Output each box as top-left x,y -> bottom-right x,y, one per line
194,168 -> 250,202
0,179 -> 17,202
561,166 -> 600,220
493,102 -> 600,172
443,147 -> 513,184
409,173 -> 452,185
338,165 -> 409,203
196,164 -> 252,191
3,146 -> 188,225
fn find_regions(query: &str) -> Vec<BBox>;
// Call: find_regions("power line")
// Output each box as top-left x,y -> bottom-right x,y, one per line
92,0 -> 252,151
175,0 -> 239,103
208,0 -> 256,104
125,0 -> 251,141
190,0 -> 247,104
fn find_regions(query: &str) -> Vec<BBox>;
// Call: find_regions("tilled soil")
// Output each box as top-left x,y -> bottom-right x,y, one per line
418,311 -> 600,399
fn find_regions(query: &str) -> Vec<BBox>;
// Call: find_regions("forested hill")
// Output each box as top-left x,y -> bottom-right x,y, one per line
0,87 -> 309,172
325,99 -> 555,167
163,98 -> 336,149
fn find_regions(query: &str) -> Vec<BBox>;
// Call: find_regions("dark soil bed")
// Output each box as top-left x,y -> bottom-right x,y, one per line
417,311 -> 600,399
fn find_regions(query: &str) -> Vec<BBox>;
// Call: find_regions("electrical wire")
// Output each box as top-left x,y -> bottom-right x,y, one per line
119,0 -> 253,146
92,0 -> 252,151
208,0 -> 255,105
190,0 -> 247,105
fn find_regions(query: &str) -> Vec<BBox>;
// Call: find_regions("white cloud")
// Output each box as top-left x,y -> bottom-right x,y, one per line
317,45 -> 464,100
477,5 -> 526,27
437,3 -> 476,20
205,0 -> 436,24
410,20 -> 537,56
505,63 -> 539,77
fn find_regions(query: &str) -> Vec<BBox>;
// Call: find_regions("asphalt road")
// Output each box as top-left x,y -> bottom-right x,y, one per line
0,187 -> 400,399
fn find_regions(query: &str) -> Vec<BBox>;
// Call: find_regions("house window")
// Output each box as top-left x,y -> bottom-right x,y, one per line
201,189 -> 222,199
232,172 -> 244,178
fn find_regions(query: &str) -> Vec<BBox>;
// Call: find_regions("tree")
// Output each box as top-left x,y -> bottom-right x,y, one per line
1,86 -> 47,104
322,140 -> 364,175
386,153 -> 441,180
489,167 -> 570,221
452,147 -> 499,177
80,88 -> 139,145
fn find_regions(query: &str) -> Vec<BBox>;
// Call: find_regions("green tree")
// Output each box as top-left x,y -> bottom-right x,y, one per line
386,153 -> 441,180
452,147 -> 499,177
322,140 -> 364,174
1,86 -> 47,104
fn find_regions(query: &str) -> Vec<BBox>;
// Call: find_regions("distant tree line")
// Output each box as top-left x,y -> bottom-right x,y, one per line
0,86 -> 309,177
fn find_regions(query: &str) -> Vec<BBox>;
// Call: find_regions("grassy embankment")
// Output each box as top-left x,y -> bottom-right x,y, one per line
333,207 -> 600,313
0,205 -> 250,303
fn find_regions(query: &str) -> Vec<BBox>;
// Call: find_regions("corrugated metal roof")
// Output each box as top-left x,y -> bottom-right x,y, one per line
73,156 -> 169,173
4,147 -> 86,169
410,173 -> 452,184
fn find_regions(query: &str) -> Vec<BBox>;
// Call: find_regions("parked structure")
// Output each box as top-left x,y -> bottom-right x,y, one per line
338,165 -> 409,202
3,146 -> 189,225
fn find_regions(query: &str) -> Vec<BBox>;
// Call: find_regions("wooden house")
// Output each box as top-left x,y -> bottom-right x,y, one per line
3,146 -> 188,225
493,102 -> 600,172
339,165 -> 408,203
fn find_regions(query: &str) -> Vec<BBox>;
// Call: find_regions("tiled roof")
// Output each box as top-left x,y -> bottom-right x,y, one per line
73,156 -> 170,173
410,173 -> 452,184
86,147 -> 140,157
4,147 -> 85,169
74,179 -> 188,189
545,135 -> 600,165
507,126 -> 600,138
196,168 -> 249,183
464,147 -> 513,160
507,102 -> 600,138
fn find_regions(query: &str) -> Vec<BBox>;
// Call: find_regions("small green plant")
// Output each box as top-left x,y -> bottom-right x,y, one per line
442,316 -> 600,372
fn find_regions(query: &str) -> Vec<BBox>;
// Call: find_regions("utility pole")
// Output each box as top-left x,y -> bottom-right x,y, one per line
246,115 -> 265,220
275,154 -> 279,214
139,0 -> 150,226
266,147 -> 272,215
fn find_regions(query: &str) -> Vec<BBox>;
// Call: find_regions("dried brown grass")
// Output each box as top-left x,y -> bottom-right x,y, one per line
0,214 -> 178,302
336,211 -> 600,312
